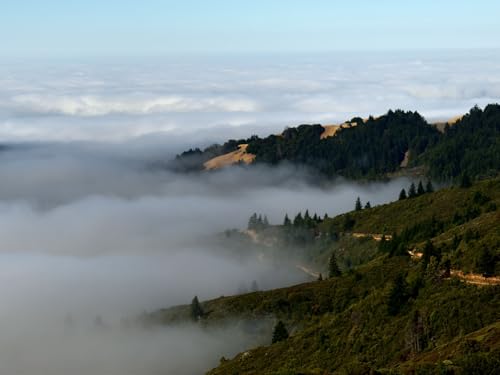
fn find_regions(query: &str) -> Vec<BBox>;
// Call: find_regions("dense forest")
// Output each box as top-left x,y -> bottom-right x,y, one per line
171,104 -> 500,182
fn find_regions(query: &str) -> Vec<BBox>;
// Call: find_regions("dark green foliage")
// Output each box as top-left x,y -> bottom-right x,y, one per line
425,179 -> 434,193
399,188 -> 407,200
328,253 -> 341,278
174,104 -> 500,182
271,321 -> 289,343
422,104 -> 500,182
387,273 -> 408,315
422,239 -> 439,266
190,296 -> 204,321
417,180 -> 425,195
246,110 -> 440,178
283,214 -> 291,226
364,201 -> 371,209
248,213 -> 270,231
355,196 -> 362,211
460,172 -> 472,188
476,247 -> 495,276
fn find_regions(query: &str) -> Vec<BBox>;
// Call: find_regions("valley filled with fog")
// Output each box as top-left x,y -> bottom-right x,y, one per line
0,140 -> 414,374
0,51 -> 496,373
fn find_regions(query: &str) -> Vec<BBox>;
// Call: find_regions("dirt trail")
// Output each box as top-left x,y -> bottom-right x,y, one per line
351,232 -> 392,241
450,270 -> 500,286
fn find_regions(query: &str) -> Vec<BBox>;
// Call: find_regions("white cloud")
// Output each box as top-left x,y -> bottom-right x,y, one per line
0,50 -> 498,140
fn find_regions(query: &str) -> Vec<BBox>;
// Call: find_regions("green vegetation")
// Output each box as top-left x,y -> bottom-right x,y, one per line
271,321 -> 289,344
172,104 -> 500,183
145,178 -> 500,374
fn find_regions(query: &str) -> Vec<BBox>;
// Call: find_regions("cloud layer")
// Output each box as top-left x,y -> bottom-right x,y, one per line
1,50 -> 499,142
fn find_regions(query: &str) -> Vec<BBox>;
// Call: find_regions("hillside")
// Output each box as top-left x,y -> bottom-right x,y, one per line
171,104 -> 500,182
144,178 -> 500,374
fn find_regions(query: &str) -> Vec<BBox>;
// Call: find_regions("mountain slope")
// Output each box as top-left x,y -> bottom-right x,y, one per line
171,104 -> 500,182
145,178 -> 500,374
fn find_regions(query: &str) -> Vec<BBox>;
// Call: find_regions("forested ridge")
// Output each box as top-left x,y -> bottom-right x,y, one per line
172,104 -> 500,182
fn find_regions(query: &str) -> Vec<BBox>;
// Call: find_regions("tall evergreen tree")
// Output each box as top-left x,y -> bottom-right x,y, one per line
355,197 -> 362,211
190,296 -> 204,321
328,253 -> 341,278
272,321 -> 289,343
425,180 -> 434,193
293,212 -> 303,227
283,214 -> 291,226
408,183 -> 417,198
417,181 -> 425,195
399,188 -> 407,200
263,215 -> 269,227
387,274 -> 408,316
248,213 -> 257,230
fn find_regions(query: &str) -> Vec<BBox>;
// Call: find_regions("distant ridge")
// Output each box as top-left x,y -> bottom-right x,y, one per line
171,105 -> 500,182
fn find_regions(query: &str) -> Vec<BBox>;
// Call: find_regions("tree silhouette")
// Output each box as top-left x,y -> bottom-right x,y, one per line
425,180 -> 434,193
399,188 -> 407,200
272,321 -> 289,343
190,296 -> 204,321
328,253 -> 341,278
355,197 -> 362,211
417,181 -> 425,195
408,183 -> 417,198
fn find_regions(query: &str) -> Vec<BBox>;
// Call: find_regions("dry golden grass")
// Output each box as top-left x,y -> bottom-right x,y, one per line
203,144 -> 256,170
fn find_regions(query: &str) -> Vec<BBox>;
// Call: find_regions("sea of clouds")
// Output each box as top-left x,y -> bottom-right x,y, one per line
0,50 -> 497,374
0,50 -> 499,144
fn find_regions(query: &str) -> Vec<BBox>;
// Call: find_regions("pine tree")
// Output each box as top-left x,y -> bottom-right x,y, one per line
387,274 -> 407,316
271,321 -> 289,343
263,215 -> 269,227
355,197 -> 362,211
364,201 -> 371,209
283,214 -> 291,226
399,188 -> 407,200
408,183 -> 417,198
293,212 -> 303,227
417,181 -> 425,195
328,253 -> 341,278
425,180 -> 434,193
317,273 -> 323,281
304,210 -> 310,220
190,296 -> 204,321
248,213 -> 257,230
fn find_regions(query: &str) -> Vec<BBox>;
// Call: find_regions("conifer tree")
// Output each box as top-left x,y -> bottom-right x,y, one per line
364,201 -> 371,209
408,183 -> 417,198
263,215 -> 269,227
190,296 -> 204,321
399,188 -> 407,200
328,253 -> 341,278
355,197 -> 362,211
425,180 -> 434,193
417,181 -> 425,195
293,212 -> 303,227
387,274 -> 407,316
283,214 -> 291,226
272,321 -> 289,343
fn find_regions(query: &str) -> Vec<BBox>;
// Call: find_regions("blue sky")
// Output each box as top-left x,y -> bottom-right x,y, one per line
1,0 -> 499,57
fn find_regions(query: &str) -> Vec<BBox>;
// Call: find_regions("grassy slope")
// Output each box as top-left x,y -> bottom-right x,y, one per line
147,179 -> 500,374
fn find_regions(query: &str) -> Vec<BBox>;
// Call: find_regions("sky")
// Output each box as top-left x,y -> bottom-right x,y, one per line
1,0 -> 500,58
